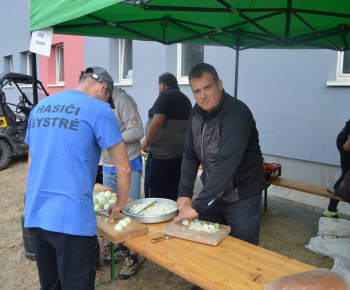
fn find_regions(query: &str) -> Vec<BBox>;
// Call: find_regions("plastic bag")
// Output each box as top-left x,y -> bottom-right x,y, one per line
306,217 -> 350,259
264,268 -> 349,290
332,256 -> 350,285
318,217 -> 350,238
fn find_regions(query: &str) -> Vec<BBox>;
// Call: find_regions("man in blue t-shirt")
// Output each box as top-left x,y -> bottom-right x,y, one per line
24,67 -> 131,290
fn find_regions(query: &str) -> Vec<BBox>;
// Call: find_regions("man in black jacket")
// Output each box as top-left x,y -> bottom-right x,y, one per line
175,63 -> 264,245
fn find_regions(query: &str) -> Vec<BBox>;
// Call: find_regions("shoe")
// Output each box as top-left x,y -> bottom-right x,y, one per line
117,254 -> 145,280
103,247 -> 129,264
323,209 -> 341,219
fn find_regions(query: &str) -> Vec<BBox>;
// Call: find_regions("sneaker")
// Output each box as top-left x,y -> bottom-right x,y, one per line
103,247 -> 129,264
323,209 -> 341,219
117,254 -> 145,280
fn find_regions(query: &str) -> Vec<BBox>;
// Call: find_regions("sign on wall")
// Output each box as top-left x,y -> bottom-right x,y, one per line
29,27 -> 53,57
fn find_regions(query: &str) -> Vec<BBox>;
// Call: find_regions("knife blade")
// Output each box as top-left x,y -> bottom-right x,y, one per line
95,211 -> 117,220
135,200 -> 157,215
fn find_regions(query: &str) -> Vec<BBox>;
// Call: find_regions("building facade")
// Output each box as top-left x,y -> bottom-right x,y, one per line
2,0 -> 350,192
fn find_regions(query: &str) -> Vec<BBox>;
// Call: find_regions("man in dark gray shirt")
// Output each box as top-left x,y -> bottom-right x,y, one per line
141,72 -> 192,201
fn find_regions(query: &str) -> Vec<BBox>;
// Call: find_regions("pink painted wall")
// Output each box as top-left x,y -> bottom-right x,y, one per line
39,34 -> 84,99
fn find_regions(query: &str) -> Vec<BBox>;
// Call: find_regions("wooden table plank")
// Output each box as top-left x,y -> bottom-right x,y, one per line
266,178 -> 343,201
120,220 -> 316,289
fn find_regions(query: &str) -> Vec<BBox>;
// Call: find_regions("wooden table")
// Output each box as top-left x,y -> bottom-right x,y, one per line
97,219 -> 316,289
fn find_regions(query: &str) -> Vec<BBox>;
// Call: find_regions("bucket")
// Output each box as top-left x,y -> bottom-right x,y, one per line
21,212 -> 36,261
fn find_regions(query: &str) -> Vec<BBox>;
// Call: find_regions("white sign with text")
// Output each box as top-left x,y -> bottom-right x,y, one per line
29,27 -> 53,57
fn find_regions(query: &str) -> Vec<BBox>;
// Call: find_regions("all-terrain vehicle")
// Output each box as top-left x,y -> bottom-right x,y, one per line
0,72 -> 49,170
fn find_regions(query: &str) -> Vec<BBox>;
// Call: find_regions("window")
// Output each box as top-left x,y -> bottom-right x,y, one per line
4,55 -> 13,72
177,43 -> 204,84
20,51 -> 32,75
27,52 -> 32,76
328,51 -> 350,85
119,39 -> 132,84
3,55 -> 13,87
56,45 -> 64,83
342,50 -> 350,74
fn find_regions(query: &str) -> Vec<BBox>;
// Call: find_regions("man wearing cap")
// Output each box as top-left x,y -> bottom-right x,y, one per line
24,67 -> 131,289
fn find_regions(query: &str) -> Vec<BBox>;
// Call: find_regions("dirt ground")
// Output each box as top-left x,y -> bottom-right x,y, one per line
0,156 -> 336,289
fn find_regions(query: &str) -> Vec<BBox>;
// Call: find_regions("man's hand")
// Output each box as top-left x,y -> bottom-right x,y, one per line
174,203 -> 198,223
106,202 -> 123,222
177,197 -> 192,212
141,139 -> 150,152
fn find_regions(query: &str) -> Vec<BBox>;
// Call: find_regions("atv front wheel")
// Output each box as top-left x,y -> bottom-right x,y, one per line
0,140 -> 12,170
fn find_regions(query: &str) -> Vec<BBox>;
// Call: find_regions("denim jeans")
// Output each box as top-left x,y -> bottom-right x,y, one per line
103,170 -> 142,200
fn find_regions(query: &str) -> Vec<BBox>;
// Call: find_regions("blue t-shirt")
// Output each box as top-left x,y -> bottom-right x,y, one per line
24,90 -> 123,236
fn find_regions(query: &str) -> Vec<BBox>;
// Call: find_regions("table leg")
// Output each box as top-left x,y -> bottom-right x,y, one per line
95,241 -> 116,288
110,242 -> 115,280
264,183 -> 270,212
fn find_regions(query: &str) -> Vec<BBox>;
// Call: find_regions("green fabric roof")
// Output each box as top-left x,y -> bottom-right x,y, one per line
30,0 -> 350,51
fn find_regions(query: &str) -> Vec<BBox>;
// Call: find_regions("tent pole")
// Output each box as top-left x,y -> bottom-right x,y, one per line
31,52 -> 39,105
234,36 -> 240,99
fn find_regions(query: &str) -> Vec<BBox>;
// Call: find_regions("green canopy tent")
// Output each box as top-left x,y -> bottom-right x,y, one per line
29,0 -> 350,102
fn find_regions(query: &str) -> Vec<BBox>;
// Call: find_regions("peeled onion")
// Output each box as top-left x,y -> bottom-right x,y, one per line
114,224 -> 123,231
118,220 -> 128,227
123,217 -> 131,224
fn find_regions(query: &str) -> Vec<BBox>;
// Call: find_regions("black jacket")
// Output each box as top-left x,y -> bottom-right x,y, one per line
178,90 -> 265,214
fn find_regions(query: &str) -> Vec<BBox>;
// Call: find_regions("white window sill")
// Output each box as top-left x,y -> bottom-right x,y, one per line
177,78 -> 190,85
20,85 -> 33,88
327,81 -> 350,86
4,85 -> 14,89
47,83 -> 65,88
116,80 -> 132,86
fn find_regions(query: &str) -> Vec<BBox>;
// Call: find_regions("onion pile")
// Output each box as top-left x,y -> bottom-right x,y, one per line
93,191 -> 117,211
182,218 -> 220,233
129,203 -> 177,216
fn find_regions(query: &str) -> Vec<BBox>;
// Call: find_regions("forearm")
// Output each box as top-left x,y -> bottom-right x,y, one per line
115,168 -> 131,208
141,115 -> 165,151
144,115 -> 165,143
121,127 -> 144,143
107,142 -> 131,209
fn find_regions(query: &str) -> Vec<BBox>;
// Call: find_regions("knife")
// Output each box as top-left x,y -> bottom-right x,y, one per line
95,211 -> 117,220
135,200 -> 157,215
151,235 -> 173,243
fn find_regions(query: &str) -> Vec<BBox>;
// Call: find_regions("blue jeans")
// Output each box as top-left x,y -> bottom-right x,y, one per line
103,170 -> 142,200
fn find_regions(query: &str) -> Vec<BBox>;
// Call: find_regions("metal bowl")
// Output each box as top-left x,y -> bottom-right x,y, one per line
122,198 -> 178,223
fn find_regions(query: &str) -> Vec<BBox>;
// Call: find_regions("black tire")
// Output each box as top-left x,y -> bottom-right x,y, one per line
0,140 -> 12,170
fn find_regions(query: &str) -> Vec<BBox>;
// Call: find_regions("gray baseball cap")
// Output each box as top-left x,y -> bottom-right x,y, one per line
82,67 -> 115,109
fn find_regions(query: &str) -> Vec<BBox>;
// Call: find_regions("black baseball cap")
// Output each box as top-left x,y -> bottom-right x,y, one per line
82,67 -> 115,109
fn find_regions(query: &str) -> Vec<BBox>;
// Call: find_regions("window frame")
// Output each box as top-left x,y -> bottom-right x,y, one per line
26,52 -> 32,76
177,43 -> 204,85
56,45 -> 65,84
327,51 -> 350,86
118,39 -> 133,85
3,55 -> 13,88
